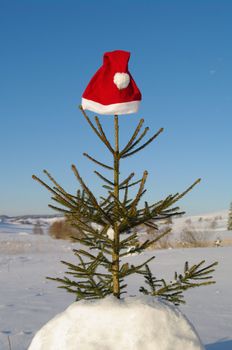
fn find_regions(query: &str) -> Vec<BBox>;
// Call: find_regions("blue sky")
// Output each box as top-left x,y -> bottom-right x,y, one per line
0,0 -> 231,216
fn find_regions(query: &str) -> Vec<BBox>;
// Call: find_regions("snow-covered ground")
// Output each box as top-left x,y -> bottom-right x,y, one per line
0,210 -> 232,349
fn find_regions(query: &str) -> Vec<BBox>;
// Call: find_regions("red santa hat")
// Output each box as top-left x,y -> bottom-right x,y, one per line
82,50 -> 142,115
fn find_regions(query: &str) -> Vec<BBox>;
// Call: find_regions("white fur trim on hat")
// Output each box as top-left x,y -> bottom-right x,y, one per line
113,73 -> 130,90
82,98 -> 140,115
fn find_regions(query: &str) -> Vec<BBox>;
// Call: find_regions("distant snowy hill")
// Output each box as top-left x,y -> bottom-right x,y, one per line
0,214 -> 62,226
172,210 -> 228,232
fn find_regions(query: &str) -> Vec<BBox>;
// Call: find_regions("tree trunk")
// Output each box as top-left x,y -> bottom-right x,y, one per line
112,116 -> 120,298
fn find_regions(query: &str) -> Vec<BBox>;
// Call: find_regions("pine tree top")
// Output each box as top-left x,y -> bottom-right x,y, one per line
32,109 -> 217,303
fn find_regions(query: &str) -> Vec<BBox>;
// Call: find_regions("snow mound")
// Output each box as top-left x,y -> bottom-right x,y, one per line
28,296 -> 204,350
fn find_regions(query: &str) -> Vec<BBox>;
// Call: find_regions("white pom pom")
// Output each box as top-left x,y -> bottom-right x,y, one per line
113,72 -> 130,90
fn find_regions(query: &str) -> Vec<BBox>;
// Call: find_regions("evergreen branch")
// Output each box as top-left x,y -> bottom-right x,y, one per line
102,185 -> 114,191
122,127 -> 150,155
152,211 -> 185,223
128,171 -> 148,213
50,195 -> 77,210
95,116 -> 114,153
71,164 -> 113,224
120,257 -> 155,277
74,249 -> 100,262
33,173 -> 101,221
120,232 -> 138,247
140,260 -> 218,305
123,181 -> 129,205
86,253 -> 106,274
119,172 -> 135,188
133,180 -> 200,222
101,201 -> 114,213
118,202 -> 179,233
128,193 -> 147,215
108,191 -> 129,217
120,179 -> 143,190
80,106 -> 102,139
126,212 -> 184,232
120,118 -> 144,156
43,169 -> 67,194
168,178 -> 201,206
150,196 -> 182,217
50,249 -> 114,300
32,174 -> 59,197
75,226 -> 113,248
146,228 -> 172,245
100,194 -> 113,208
70,193 -> 97,212
60,261 -> 87,275
51,186 -> 95,212
68,208 -> 105,228
137,199 -> 164,214
90,243 -> 112,255
47,255 -> 113,300
48,204 -> 71,214
144,201 -> 150,216
80,106 -> 114,153
53,186 -> 86,207
144,221 -> 158,230
69,215 -> 103,236
83,153 -> 113,170
122,128 -> 164,158
94,171 -> 114,186
66,271 -> 112,278
50,275 -> 111,300
120,230 -> 171,257
74,233 -> 112,252
155,205 -> 182,215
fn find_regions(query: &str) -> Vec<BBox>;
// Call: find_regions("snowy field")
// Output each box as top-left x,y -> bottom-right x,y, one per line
0,211 -> 232,350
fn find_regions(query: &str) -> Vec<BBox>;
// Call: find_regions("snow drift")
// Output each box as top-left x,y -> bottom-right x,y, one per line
28,296 -> 204,350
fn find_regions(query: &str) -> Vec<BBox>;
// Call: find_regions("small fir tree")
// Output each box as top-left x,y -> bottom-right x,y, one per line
228,202 -> 232,231
32,107 -> 217,305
